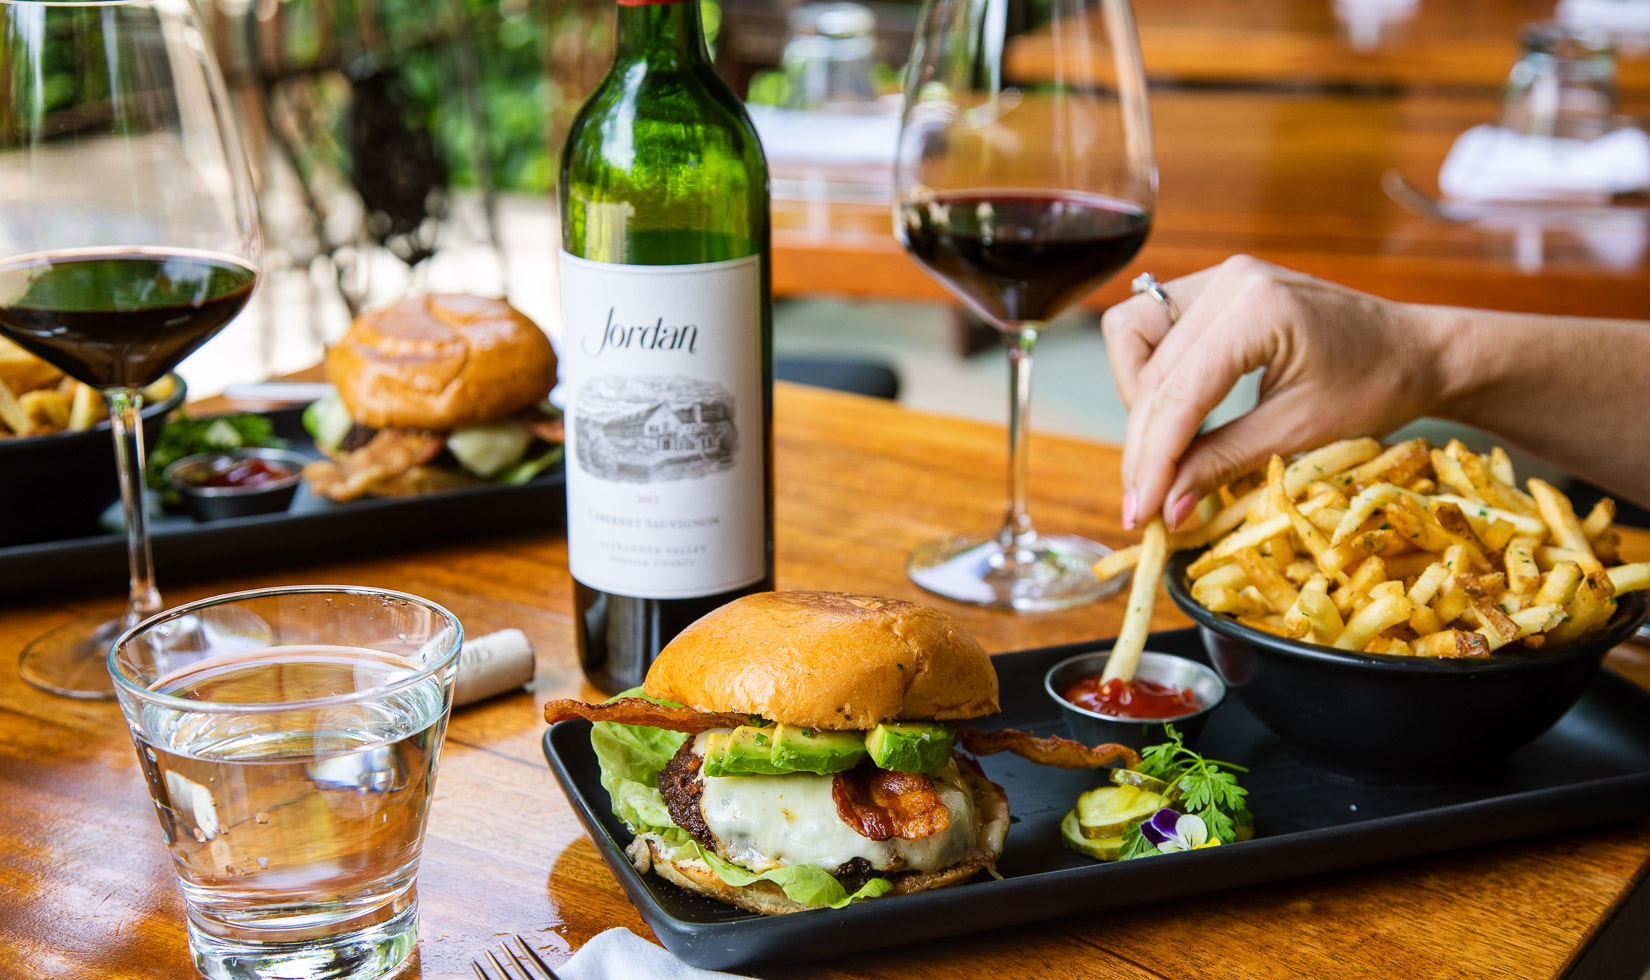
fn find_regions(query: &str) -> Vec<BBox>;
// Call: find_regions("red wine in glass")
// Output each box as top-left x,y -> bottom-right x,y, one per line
897,191 -> 1151,327
0,250 -> 257,389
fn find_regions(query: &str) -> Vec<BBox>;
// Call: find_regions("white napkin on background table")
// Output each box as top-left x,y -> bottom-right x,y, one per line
1557,0 -> 1650,37
556,928 -> 756,980
1438,124 -> 1650,202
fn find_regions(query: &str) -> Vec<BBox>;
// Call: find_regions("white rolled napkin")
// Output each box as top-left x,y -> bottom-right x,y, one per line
1438,125 -> 1650,203
555,928 -> 755,980
452,628 -> 535,706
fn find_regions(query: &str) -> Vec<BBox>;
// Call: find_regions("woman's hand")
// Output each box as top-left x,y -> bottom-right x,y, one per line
1102,255 -> 1448,529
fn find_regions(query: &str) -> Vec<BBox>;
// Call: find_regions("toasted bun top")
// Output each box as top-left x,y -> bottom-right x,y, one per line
643,591 -> 999,729
326,294 -> 556,430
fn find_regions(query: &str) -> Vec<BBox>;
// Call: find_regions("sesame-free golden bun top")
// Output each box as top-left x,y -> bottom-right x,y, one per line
643,591 -> 1000,730
325,294 -> 556,430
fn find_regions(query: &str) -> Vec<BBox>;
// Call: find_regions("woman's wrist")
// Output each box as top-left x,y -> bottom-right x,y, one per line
1405,302 -> 1506,427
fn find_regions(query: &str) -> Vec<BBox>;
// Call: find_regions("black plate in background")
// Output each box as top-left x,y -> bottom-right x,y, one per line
0,406 -> 565,595
543,627 -> 1650,971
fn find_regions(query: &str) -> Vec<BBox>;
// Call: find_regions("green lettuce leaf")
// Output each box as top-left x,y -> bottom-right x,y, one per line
496,444 -> 564,485
587,688 -> 893,909
687,842 -> 893,909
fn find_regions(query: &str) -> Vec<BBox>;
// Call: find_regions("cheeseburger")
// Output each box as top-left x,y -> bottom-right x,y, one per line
547,591 -> 1137,914
304,294 -> 561,501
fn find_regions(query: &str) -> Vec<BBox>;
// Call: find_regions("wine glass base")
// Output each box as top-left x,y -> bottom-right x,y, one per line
18,614 -> 128,700
907,532 -> 1129,612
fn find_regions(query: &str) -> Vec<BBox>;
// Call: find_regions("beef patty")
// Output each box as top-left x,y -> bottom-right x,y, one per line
656,740 -> 915,891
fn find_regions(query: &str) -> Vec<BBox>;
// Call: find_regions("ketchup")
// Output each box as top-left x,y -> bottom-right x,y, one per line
195,458 -> 294,490
1062,676 -> 1201,719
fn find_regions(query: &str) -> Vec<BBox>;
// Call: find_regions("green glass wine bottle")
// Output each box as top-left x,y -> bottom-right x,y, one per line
559,0 -> 774,693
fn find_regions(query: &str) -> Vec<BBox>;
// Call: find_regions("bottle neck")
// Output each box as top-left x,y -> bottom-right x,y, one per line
612,0 -> 711,69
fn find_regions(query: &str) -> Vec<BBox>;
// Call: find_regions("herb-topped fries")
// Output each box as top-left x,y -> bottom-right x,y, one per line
1101,438 -> 1648,658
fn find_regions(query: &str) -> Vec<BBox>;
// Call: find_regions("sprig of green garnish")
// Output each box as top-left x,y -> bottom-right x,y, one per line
1124,724 -> 1251,854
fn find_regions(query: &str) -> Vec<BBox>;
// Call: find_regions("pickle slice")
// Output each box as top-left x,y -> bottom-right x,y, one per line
1110,768 -> 1174,797
1061,810 -> 1123,861
1076,784 -> 1167,839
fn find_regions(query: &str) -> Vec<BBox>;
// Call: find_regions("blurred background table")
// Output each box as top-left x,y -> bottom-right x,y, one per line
2,384 -> 1650,978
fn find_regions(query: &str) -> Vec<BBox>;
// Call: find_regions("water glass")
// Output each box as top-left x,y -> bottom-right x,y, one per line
109,586 -> 463,980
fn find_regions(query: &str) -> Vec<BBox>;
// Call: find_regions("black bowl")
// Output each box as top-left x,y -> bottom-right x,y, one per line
164,447 -> 308,522
0,377 -> 186,546
1164,548 -> 1650,782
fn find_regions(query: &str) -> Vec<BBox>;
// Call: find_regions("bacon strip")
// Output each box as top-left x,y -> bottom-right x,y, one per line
956,726 -> 1140,770
527,414 -> 565,444
304,429 -> 447,501
831,765 -> 949,841
543,697 -> 754,733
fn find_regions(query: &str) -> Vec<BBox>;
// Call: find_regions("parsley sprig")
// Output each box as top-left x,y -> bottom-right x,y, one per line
1117,724 -> 1251,860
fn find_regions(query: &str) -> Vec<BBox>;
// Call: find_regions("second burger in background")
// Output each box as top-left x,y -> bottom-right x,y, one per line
304,294 -> 563,501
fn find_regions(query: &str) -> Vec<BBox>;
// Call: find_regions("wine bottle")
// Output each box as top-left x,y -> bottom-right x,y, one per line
559,0 -> 774,693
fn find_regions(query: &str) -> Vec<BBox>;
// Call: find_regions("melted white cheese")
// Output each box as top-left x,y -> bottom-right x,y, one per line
694,744 -> 979,874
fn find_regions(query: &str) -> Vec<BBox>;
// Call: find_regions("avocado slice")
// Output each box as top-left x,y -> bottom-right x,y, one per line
701,726 -> 786,777
770,724 -> 867,774
865,721 -> 954,773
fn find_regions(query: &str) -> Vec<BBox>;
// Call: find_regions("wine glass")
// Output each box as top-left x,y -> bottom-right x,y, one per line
895,0 -> 1155,611
0,0 -> 261,698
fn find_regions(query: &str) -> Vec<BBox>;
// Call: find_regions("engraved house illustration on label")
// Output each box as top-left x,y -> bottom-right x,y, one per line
575,375 -> 738,483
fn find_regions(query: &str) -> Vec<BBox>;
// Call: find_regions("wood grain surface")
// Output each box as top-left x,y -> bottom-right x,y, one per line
2,383 -> 1648,979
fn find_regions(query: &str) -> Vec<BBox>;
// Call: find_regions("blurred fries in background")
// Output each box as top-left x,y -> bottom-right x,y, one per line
0,338 -> 174,438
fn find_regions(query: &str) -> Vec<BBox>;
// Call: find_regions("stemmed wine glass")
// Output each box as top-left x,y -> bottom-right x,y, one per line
0,0 -> 261,697
895,0 -> 1155,611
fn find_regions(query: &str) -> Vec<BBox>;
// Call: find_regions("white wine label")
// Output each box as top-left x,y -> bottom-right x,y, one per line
559,251 -> 766,599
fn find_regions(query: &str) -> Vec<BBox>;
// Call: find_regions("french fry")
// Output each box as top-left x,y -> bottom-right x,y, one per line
1594,530 -> 1622,565
1340,438 -> 1429,493
0,377 -> 30,436
67,383 -> 101,431
1457,451 -> 1536,516
1366,636 -> 1414,656
1193,562 -> 1250,593
1331,483 -> 1410,546
1407,477 -> 1437,495
1428,495 -> 1547,538
1195,585 -> 1269,616
1237,615 -> 1292,637
1430,502 -> 1496,567
1169,486 -> 1263,551
1582,499 -> 1616,541
1283,559 -> 1320,584
1092,544 -> 1141,582
1414,629 -> 1489,658
18,389 -> 69,431
1487,447 -> 1517,486
1267,457 -> 1333,573
1504,536 -> 1541,594
1528,479 -> 1602,573
1335,592 -> 1412,650
1480,518 -> 1518,552
1430,449 -> 1480,501
1546,572 -> 1615,644
1234,547 -> 1298,613
1205,513 -> 1292,563
1431,579 -> 1470,625
1409,604 -> 1444,636
1606,563 -> 1650,594
1283,438 -> 1383,497
1102,518 -> 1167,684
1332,556 -> 1389,615
1535,561 -> 1584,609
1407,562 -> 1452,606
1384,550 -> 1439,582
1536,545 -> 1596,571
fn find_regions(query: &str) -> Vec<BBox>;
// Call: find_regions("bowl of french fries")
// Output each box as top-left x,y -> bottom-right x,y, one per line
1100,437 -> 1649,781
0,339 -> 185,545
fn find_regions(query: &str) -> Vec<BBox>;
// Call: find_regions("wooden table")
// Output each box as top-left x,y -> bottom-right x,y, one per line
3,383 -> 1650,978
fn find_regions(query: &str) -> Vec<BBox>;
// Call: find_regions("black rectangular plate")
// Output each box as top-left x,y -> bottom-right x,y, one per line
543,627 -> 1650,971
0,406 -> 565,595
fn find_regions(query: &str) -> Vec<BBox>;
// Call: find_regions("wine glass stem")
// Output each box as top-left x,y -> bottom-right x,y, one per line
999,324 -> 1040,553
106,389 -> 162,626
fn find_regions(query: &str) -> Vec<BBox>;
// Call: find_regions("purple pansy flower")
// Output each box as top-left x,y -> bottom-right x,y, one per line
1139,807 -> 1221,853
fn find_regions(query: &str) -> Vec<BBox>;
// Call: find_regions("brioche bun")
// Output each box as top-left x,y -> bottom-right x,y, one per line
643,591 -> 1000,729
326,294 -> 556,430
631,758 -> 1009,915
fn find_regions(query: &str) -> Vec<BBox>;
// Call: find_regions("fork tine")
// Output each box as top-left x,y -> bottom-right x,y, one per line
489,949 -> 526,980
472,956 -> 501,980
512,935 -> 562,980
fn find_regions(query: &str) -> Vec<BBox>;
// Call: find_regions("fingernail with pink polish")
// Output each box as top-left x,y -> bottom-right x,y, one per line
1121,490 -> 1137,530
1170,491 -> 1197,530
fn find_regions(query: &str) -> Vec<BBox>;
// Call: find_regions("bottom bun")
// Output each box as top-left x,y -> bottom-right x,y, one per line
629,761 -> 1010,915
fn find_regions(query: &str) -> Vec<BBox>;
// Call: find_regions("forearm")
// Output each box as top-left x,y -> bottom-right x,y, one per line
1426,305 -> 1650,508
